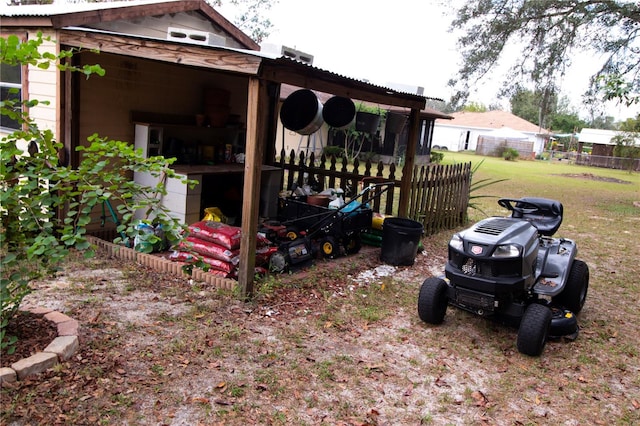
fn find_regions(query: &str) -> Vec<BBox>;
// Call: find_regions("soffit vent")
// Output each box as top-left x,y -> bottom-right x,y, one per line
167,27 -> 226,47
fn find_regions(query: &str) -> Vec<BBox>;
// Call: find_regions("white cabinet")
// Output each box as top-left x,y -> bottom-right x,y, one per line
134,124 -> 163,158
133,122 -> 282,225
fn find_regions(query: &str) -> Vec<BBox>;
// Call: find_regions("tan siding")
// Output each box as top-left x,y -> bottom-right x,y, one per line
27,29 -> 58,137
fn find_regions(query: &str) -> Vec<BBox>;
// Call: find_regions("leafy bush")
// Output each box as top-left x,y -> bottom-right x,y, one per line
502,147 -> 520,161
323,145 -> 345,158
430,151 -> 444,163
0,33 -> 194,353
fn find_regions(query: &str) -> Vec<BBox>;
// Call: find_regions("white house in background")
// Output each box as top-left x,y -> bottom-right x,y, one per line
432,110 -> 549,154
578,128 -> 640,155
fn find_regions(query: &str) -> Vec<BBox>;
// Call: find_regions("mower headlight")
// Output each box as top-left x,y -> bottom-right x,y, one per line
449,234 -> 464,251
492,244 -> 521,258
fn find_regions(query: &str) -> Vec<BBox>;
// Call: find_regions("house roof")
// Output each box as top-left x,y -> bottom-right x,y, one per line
1,0 -> 259,50
437,110 -> 546,134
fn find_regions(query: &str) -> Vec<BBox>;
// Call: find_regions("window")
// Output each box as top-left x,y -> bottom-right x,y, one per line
0,62 -> 22,131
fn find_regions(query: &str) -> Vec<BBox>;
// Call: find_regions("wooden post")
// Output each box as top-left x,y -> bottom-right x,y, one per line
398,108 -> 421,217
237,77 -> 267,298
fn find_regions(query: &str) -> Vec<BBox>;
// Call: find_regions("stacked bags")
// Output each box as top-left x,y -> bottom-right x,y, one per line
169,220 -> 276,279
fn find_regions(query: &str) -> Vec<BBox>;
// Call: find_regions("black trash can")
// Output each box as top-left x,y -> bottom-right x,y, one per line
380,217 -> 423,266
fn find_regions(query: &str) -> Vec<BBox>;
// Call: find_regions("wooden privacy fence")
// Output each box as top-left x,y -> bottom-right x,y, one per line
407,162 -> 472,235
274,149 -> 472,235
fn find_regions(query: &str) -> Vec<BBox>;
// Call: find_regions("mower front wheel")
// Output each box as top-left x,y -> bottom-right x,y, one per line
418,277 -> 448,324
557,259 -> 589,314
284,226 -> 300,241
517,303 -> 552,356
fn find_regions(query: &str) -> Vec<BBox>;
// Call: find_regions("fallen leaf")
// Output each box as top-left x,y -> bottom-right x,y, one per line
471,390 -> 488,407
435,376 -> 449,387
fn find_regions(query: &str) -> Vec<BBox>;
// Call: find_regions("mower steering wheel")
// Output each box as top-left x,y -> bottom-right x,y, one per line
498,198 -> 541,216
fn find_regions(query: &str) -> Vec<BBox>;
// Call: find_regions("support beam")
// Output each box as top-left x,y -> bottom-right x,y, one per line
237,77 -> 267,297
398,108 -> 421,217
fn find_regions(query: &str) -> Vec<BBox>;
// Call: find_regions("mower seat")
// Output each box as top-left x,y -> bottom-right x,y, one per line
516,197 -> 563,236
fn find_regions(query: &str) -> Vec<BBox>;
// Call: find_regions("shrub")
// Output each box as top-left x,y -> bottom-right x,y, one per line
430,151 -> 444,163
502,148 -> 520,161
0,33 -> 195,354
323,145 -> 345,158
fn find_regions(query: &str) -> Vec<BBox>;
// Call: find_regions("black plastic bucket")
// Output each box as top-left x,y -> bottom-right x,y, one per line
380,217 -> 423,266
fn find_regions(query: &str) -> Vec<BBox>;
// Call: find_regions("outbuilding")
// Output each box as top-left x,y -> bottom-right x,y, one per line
1,0 -> 429,295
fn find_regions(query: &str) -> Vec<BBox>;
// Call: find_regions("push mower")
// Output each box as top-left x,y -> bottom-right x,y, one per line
418,197 -> 589,356
268,182 -> 393,273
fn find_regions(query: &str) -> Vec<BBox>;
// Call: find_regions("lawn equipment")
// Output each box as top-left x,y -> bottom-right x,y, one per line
268,181 -> 393,273
418,197 -> 589,356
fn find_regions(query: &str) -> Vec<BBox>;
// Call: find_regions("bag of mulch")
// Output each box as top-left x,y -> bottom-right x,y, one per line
168,251 -> 236,275
188,221 -> 242,250
188,220 -> 273,250
179,236 -> 240,265
198,254 -> 236,274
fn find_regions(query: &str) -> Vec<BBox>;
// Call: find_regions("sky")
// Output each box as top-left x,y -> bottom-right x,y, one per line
218,0 -> 639,121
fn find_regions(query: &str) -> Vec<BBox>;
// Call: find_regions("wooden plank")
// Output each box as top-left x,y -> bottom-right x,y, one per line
237,77 -> 265,297
58,30 -> 261,75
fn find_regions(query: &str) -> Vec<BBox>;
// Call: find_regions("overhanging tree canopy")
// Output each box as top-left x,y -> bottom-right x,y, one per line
448,1 -> 640,109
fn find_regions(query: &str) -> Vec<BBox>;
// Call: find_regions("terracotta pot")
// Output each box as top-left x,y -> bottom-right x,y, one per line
306,195 -> 330,207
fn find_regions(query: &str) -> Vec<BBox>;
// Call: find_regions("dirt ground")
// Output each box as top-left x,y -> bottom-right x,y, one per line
2,231 -> 639,425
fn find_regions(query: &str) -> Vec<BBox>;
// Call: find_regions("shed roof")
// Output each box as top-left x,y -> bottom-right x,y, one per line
437,110 -> 546,133
1,0 -> 259,50
577,128 -> 640,146
278,84 -> 450,120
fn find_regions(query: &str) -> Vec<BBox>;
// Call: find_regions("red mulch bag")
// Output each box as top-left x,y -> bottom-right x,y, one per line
199,255 -> 236,274
188,221 -> 242,250
179,236 -> 240,265
188,220 -> 272,249
168,251 -> 235,277
168,250 -> 198,263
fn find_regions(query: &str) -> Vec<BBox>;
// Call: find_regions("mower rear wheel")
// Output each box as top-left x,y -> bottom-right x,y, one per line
556,259 -> 589,314
269,251 -> 288,273
418,277 -> 448,324
319,236 -> 339,259
343,233 -> 362,255
517,303 -> 552,356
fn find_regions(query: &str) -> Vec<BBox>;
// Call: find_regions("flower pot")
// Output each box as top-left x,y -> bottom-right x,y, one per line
355,111 -> 380,133
385,112 -> 407,134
